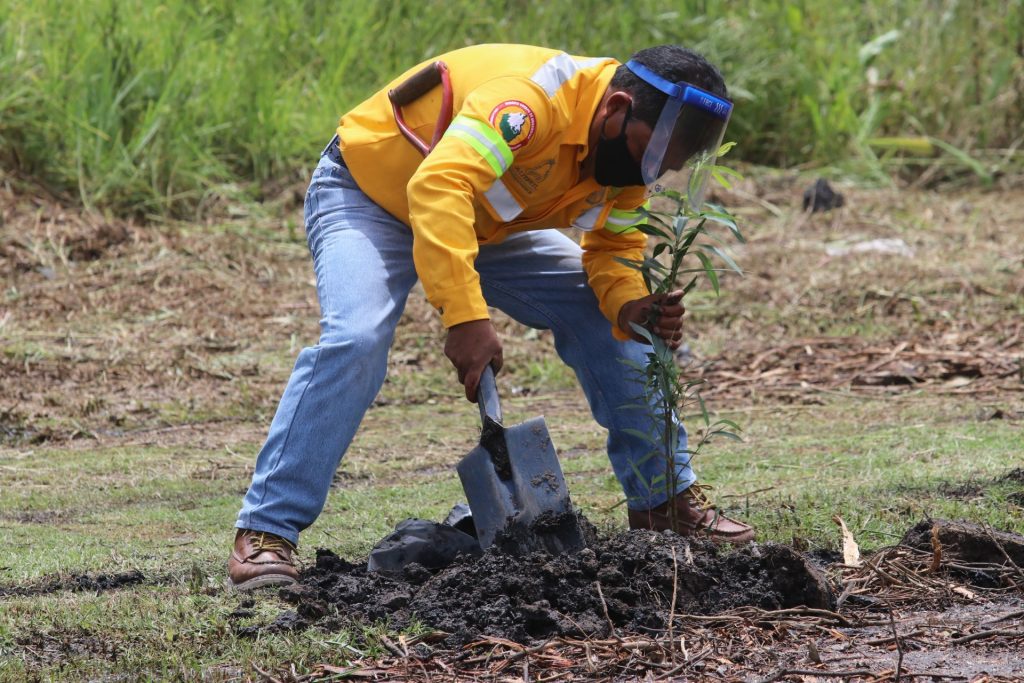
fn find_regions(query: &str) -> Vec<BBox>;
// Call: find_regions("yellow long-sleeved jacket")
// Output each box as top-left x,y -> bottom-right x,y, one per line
337,44 -> 649,339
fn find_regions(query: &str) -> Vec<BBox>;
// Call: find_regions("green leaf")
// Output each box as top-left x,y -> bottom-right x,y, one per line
866,136 -> 935,155
701,208 -> 745,243
642,257 -> 671,274
654,340 -> 675,365
928,136 -> 994,185
629,461 -> 653,493
676,266 -> 731,276
672,213 -> 689,237
657,187 -> 684,203
695,250 -> 720,295
622,428 -> 661,447
701,244 -> 743,276
612,256 -> 645,273
858,29 -> 901,65
634,221 -> 672,240
711,168 -> 734,190
641,209 -> 672,229
786,4 -> 803,32
713,418 -> 743,432
710,164 -> 743,191
629,321 -> 654,344
712,163 -> 742,181
712,430 -> 743,442
701,209 -> 737,230
679,223 -> 704,251
636,449 -> 662,466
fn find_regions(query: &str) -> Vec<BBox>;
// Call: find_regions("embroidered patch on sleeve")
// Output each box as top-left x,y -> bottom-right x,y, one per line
488,100 -> 537,151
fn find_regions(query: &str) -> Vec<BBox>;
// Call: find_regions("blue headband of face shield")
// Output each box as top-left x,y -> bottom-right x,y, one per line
624,59 -> 733,204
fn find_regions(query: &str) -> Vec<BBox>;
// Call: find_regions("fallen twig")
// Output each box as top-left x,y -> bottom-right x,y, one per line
949,628 -> 1024,645
668,546 -> 679,663
251,662 -> 284,683
863,629 -> 927,646
886,599 -> 904,683
379,635 -> 406,659
982,523 -> 1024,584
594,581 -> 617,639
981,609 -> 1024,626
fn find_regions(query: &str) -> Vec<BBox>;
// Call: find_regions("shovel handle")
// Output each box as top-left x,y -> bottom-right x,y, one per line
388,61 -> 445,107
477,365 -> 503,427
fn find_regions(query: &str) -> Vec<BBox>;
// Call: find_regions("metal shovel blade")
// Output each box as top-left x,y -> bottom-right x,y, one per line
456,367 -> 586,554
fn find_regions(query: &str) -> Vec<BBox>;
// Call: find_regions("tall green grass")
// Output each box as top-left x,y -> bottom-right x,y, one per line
1,0 -> 1021,216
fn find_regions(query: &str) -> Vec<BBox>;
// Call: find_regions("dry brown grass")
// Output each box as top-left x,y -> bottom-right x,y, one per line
2,171 -> 1022,450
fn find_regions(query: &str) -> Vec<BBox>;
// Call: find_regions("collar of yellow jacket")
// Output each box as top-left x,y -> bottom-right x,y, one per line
566,62 -> 619,165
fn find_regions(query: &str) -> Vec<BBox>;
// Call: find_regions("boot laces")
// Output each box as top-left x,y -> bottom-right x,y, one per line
687,483 -> 716,510
250,532 -> 294,557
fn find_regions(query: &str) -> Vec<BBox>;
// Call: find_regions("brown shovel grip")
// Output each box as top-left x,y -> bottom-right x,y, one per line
388,62 -> 444,107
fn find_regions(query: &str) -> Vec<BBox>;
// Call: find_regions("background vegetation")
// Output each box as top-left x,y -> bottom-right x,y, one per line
1,0 -> 1022,217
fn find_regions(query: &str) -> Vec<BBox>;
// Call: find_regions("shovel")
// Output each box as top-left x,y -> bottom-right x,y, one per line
456,366 -> 586,554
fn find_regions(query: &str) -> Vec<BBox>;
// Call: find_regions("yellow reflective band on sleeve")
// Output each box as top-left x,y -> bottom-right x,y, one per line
444,115 -> 514,177
605,205 -> 648,234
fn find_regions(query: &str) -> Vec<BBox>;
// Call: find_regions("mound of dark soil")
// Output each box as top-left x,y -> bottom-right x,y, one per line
267,530 -> 833,647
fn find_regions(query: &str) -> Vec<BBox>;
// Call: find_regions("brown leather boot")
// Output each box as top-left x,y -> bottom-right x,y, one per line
627,484 -> 755,544
227,529 -> 299,591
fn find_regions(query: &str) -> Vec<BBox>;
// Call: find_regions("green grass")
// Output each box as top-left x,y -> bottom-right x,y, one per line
1,0 -> 1021,216
2,391 -> 1022,680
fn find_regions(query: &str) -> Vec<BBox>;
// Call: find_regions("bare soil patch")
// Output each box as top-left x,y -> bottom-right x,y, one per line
14,626 -> 124,668
0,569 -> 146,598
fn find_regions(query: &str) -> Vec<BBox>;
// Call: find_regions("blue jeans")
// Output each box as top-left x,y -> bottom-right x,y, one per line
235,139 -> 695,545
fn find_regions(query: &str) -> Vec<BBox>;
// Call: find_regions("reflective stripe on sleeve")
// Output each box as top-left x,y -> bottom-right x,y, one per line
572,205 -> 603,231
604,206 -> 647,234
530,54 -> 609,97
484,179 -> 524,222
444,115 -> 514,177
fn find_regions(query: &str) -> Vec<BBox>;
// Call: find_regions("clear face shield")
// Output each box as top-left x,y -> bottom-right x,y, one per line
626,60 -> 733,208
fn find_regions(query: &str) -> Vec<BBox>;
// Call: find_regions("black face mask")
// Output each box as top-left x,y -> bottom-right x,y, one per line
594,102 -> 645,187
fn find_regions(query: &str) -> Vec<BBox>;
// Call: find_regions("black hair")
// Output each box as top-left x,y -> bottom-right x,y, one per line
611,45 -> 729,159
611,45 -> 728,126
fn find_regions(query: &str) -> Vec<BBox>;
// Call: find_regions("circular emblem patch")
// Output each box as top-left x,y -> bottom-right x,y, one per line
488,100 -> 536,151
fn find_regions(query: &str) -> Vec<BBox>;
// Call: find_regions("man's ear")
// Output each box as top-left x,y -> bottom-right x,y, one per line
602,91 -> 633,119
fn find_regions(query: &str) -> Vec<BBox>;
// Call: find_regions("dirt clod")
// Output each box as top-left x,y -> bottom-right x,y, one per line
1003,468 -> 1024,484
901,519 -> 1024,568
491,509 -> 594,556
